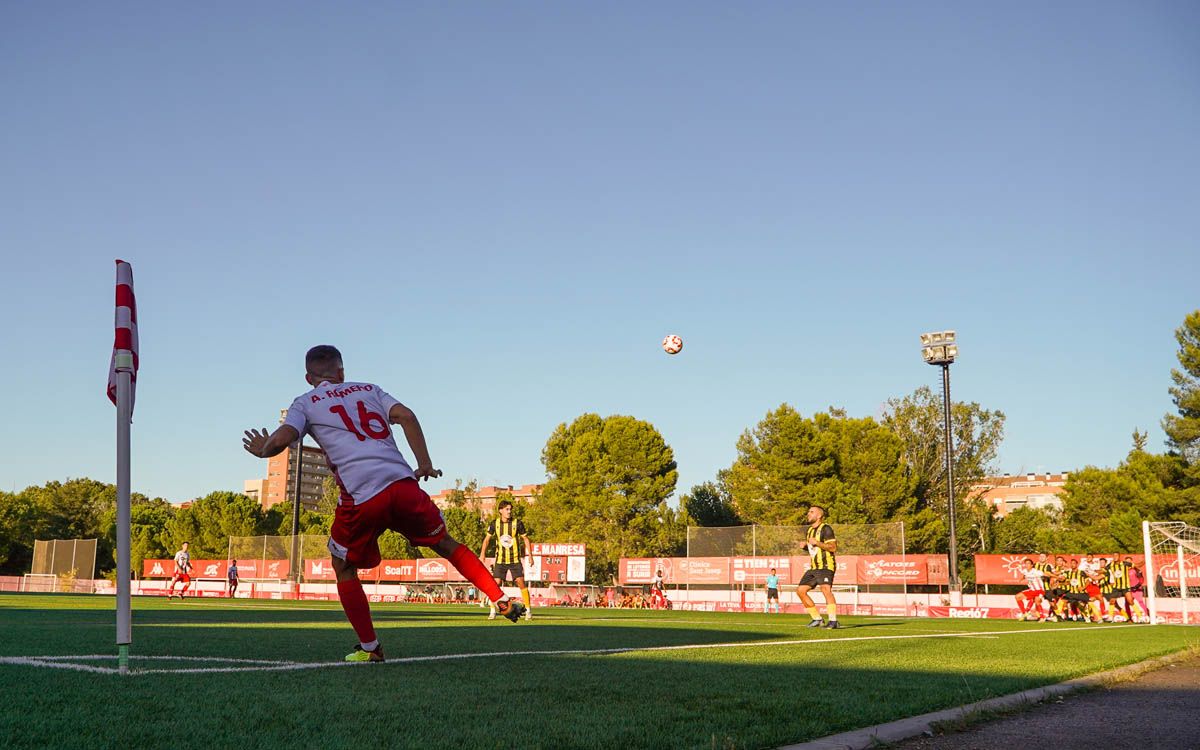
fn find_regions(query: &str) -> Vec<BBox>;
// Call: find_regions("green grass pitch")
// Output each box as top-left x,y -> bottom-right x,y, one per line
1,594 -> 1195,749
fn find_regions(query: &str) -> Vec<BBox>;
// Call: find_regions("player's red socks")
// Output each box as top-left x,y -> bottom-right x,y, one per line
337,578 -> 377,646
447,544 -> 504,602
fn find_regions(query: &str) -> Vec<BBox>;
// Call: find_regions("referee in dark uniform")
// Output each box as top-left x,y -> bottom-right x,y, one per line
480,500 -> 532,621
797,505 -> 839,629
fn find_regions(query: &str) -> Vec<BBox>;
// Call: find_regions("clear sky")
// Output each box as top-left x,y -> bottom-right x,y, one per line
2,3 -> 1198,503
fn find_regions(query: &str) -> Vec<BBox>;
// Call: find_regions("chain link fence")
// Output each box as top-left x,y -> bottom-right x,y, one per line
686,522 -> 904,557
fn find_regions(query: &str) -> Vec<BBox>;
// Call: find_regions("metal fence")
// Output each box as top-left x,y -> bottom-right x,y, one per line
686,522 -> 904,558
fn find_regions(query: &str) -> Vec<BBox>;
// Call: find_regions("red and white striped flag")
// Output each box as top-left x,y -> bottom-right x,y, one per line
107,260 -> 139,412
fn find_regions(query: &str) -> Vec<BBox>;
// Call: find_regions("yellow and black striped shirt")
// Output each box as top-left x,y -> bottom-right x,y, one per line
807,522 -> 837,571
1063,570 -> 1088,594
1108,561 -> 1132,590
490,518 -> 526,565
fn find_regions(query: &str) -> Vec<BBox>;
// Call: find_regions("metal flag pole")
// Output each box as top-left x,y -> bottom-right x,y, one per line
115,353 -> 133,674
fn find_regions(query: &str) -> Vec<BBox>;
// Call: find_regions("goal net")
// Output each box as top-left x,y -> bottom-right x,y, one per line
1143,521 -> 1200,625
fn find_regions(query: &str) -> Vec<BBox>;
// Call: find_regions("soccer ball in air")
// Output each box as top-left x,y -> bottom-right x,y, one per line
662,335 -> 683,355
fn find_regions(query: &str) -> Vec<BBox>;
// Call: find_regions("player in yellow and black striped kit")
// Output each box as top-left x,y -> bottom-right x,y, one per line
479,500 -> 533,621
797,505 -> 840,629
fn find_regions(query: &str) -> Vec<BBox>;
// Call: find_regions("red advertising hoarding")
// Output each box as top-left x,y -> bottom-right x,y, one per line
142,559 -> 290,579
731,556 -> 795,584
619,558 -> 675,585
414,557 -> 465,582
678,557 -> 730,585
855,555 -> 950,586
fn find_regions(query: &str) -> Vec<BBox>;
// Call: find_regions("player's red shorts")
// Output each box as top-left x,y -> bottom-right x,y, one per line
172,573 -> 191,583
329,479 -> 447,569
1021,589 -> 1045,600
1085,583 -> 1101,598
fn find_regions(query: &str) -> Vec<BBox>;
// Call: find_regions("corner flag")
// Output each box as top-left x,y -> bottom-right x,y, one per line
107,260 -> 138,411
109,259 -> 137,674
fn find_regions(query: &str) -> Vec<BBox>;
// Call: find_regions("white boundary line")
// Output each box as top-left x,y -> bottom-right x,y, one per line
0,624 -> 1140,676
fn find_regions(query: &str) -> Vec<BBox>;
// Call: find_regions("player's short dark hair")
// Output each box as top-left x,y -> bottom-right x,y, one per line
1023,558 -> 1033,564
498,499 -> 513,510
809,504 -> 826,517
306,345 -> 343,377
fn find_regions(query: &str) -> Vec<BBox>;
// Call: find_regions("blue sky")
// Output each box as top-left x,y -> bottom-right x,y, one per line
2,3 -> 1198,503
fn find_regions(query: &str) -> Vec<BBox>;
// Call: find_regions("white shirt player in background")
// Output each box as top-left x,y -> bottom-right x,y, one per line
242,345 -> 525,663
167,542 -> 192,600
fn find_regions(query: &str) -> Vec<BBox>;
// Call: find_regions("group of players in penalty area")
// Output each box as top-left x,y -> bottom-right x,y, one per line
1013,553 -> 1153,623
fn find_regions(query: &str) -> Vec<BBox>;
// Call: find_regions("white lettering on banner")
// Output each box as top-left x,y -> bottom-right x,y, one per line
862,560 -> 922,580
384,565 -> 413,576
949,608 -> 990,619
531,543 -> 586,556
267,563 -> 281,577
310,562 -> 327,576
151,563 -> 164,576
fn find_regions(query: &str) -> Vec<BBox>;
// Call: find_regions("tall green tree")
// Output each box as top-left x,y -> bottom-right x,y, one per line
1163,310 -> 1200,465
724,405 -> 915,526
528,413 -> 678,583
680,480 -> 740,527
882,387 -> 1005,553
160,492 -> 264,558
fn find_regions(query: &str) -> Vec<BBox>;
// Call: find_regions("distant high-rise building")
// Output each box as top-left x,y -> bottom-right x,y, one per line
249,443 -> 332,511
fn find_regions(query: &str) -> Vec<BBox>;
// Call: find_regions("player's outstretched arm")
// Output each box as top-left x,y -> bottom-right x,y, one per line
242,425 -> 300,459
388,402 -> 442,481
479,533 -> 492,560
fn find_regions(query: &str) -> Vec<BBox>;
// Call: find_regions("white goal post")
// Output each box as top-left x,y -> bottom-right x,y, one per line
1143,520 -> 1199,625
21,573 -> 58,592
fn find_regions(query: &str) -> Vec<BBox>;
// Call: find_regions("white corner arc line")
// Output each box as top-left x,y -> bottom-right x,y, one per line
2,625 -> 1141,676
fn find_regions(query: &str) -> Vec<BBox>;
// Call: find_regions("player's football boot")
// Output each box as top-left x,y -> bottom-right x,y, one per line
524,608 -> 532,621
825,620 -> 841,629
806,619 -> 825,628
496,598 -> 526,623
345,644 -> 385,663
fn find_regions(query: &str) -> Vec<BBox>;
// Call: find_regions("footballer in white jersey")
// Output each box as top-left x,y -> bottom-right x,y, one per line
1014,558 -> 1047,620
242,345 -> 527,663
167,541 -> 192,600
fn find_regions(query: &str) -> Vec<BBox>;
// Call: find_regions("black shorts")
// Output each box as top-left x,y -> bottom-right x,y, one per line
798,569 -> 835,588
1046,588 -> 1064,600
492,562 -> 525,583
766,588 -> 779,600
1105,588 -> 1128,600
1063,592 -> 1090,604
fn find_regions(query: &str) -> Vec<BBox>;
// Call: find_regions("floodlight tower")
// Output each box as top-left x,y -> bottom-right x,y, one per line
920,330 -> 961,597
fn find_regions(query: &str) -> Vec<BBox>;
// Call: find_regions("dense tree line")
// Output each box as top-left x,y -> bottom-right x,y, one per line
3,312 -> 1197,585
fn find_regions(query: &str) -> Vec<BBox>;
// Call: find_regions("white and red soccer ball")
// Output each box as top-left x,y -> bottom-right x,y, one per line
662,334 -> 683,355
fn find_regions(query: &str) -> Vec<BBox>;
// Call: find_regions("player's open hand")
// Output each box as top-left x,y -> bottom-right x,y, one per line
414,465 -> 443,482
242,428 -> 271,458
